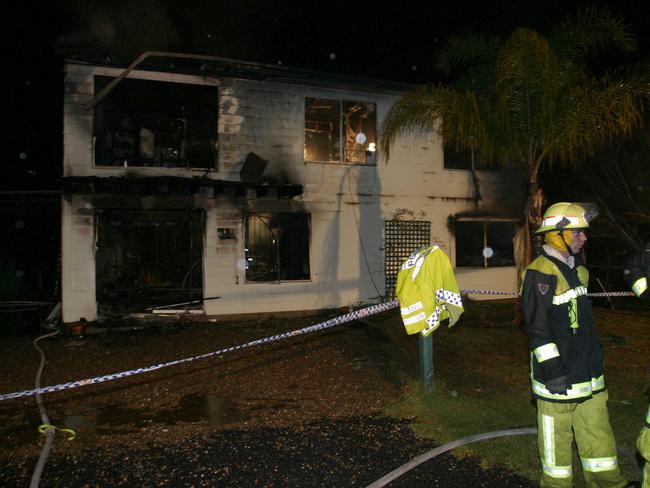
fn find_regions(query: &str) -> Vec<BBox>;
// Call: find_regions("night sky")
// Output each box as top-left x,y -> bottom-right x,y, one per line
3,0 -> 650,189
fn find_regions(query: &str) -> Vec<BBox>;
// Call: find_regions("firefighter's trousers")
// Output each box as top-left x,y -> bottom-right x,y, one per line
536,391 -> 627,488
639,423 -> 650,488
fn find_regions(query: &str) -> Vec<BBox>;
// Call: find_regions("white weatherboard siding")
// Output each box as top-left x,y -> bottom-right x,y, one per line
60,61 -> 523,322
61,198 -> 97,322
456,267 -> 518,299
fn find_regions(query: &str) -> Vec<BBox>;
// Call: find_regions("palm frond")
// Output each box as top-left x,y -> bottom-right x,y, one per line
380,85 -> 485,161
497,28 -> 558,92
435,33 -> 502,77
382,6 -> 650,174
550,5 -> 637,64
538,69 -> 648,169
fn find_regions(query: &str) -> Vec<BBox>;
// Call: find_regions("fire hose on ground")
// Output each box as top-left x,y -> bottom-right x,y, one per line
364,427 -> 642,487
0,289 -> 642,487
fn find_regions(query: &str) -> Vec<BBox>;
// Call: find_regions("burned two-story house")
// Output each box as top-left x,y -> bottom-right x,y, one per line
60,52 -> 525,323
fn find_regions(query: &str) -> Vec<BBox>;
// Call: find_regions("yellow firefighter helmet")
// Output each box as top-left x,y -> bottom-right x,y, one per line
535,202 -> 598,234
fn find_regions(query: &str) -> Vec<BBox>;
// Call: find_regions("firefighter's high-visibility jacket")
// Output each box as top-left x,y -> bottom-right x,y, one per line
623,243 -> 650,298
396,245 -> 463,336
639,405 -> 650,488
520,248 -> 605,403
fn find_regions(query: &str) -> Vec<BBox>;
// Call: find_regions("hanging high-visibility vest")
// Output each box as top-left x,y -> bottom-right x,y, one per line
396,245 -> 463,336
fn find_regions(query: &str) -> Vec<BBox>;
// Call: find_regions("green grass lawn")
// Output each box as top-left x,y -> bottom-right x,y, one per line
364,299 -> 650,486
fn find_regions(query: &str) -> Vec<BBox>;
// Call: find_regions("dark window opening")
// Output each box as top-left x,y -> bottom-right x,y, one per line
93,76 -> 218,169
0,213 -> 60,303
245,213 -> 310,282
444,146 -> 500,170
455,220 -> 515,268
96,210 -> 203,313
304,97 -> 376,164
305,98 -> 339,162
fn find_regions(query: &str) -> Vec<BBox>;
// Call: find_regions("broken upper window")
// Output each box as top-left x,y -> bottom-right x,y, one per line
245,212 -> 311,282
444,146 -> 500,171
455,220 -> 515,268
93,76 -> 218,169
304,97 -> 376,164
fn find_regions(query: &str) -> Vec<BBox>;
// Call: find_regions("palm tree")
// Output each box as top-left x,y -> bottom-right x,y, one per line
381,7 -> 650,267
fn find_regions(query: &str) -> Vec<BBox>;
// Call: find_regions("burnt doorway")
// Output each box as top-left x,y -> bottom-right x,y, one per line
96,209 -> 203,314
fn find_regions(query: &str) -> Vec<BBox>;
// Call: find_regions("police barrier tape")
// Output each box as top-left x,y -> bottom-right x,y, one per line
462,290 -> 635,297
0,289 -> 636,402
0,300 -> 399,402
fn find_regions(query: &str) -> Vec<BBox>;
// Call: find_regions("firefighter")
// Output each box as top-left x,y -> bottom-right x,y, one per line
640,406 -> 650,488
623,245 -> 650,488
521,202 -> 631,487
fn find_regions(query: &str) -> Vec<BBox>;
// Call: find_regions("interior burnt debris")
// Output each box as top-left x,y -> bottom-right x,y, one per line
96,209 -> 204,315
245,212 -> 310,282
63,176 -> 305,316
304,98 -> 377,164
93,76 -> 219,170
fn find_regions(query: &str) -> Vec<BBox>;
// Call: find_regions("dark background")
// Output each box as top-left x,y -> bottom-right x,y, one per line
3,0 -> 650,189
1,0 -> 650,306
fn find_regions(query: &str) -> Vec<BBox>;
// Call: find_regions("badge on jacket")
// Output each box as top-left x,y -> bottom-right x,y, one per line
537,283 -> 549,295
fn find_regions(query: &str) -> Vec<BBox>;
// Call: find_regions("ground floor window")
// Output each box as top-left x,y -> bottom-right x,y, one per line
95,209 -> 203,312
454,220 -> 515,267
245,213 -> 310,282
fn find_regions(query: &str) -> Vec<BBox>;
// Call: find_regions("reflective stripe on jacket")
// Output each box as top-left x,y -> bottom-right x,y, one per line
396,245 -> 463,336
521,249 -> 605,403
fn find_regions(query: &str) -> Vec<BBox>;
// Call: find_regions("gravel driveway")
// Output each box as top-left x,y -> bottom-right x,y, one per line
0,315 -> 536,487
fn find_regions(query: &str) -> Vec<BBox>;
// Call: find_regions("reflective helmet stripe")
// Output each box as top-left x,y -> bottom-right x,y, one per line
540,215 -> 581,229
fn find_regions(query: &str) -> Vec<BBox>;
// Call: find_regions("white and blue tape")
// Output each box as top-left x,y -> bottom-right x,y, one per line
0,300 -> 399,402
0,288 -> 635,402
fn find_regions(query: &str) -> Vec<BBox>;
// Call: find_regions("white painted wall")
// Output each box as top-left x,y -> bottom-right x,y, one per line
61,61 -> 523,321
61,197 -> 97,322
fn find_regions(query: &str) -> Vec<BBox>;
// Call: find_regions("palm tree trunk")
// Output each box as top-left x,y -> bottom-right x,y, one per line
519,159 -> 545,278
514,163 -> 543,326
514,163 -> 543,325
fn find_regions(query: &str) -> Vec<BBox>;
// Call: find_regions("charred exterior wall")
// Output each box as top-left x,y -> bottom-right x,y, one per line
61,60 -> 525,322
